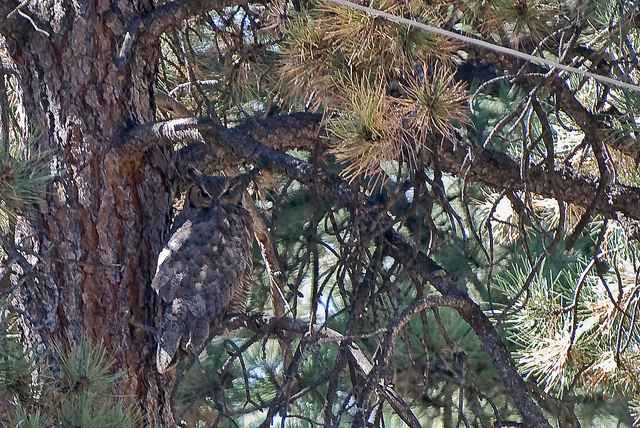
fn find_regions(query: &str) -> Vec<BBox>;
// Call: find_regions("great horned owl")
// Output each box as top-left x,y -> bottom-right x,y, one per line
152,168 -> 255,373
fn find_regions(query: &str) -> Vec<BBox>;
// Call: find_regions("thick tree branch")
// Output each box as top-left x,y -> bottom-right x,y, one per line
430,136 -> 640,220
123,117 -> 356,206
124,116 -> 640,221
235,112 -> 325,151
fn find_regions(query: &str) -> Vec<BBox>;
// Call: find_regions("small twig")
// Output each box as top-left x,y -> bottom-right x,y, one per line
6,0 -> 28,19
222,339 -> 261,410
16,9 -> 50,36
116,18 -> 141,76
456,353 -> 471,428
565,138 -> 611,251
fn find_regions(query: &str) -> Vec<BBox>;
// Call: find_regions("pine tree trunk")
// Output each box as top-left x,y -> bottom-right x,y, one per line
2,1 -> 176,425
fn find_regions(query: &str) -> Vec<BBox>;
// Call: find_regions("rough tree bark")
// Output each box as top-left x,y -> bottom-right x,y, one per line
1,1 -> 176,424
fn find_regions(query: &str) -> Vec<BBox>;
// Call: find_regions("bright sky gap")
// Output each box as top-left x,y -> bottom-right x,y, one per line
324,0 -> 640,93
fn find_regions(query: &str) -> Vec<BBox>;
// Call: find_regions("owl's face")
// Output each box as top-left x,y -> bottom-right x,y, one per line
184,167 -> 258,209
185,176 -> 231,209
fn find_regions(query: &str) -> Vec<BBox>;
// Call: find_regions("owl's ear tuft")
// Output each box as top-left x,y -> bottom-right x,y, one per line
229,168 -> 260,191
243,167 -> 260,184
223,168 -> 260,201
185,166 -> 205,185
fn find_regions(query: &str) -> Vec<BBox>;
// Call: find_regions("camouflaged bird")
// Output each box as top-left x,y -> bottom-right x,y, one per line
152,168 -> 254,373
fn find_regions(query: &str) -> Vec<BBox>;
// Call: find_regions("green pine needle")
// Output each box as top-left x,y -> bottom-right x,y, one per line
0,134 -> 56,225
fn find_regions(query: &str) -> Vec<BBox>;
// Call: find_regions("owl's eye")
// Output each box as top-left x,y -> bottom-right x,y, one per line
197,189 -> 207,198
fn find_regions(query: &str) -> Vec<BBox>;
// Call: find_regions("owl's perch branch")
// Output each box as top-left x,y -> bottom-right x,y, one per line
124,118 -> 552,427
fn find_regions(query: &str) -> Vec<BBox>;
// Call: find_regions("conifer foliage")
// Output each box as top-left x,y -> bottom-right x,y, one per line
1,0 -> 640,427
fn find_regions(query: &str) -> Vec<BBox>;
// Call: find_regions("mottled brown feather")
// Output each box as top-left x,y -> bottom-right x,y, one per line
152,174 -> 253,373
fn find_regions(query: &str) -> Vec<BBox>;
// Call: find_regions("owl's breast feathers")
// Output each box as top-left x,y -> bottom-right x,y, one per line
153,200 -> 253,373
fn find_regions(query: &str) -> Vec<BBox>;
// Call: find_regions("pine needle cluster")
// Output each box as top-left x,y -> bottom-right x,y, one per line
0,133 -> 55,228
0,324 -> 139,428
279,0 -> 467,179
479,0 -> 556,45
495,232 -> 640,400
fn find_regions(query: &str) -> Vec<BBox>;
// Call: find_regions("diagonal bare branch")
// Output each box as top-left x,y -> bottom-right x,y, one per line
383,231 -> 551,428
